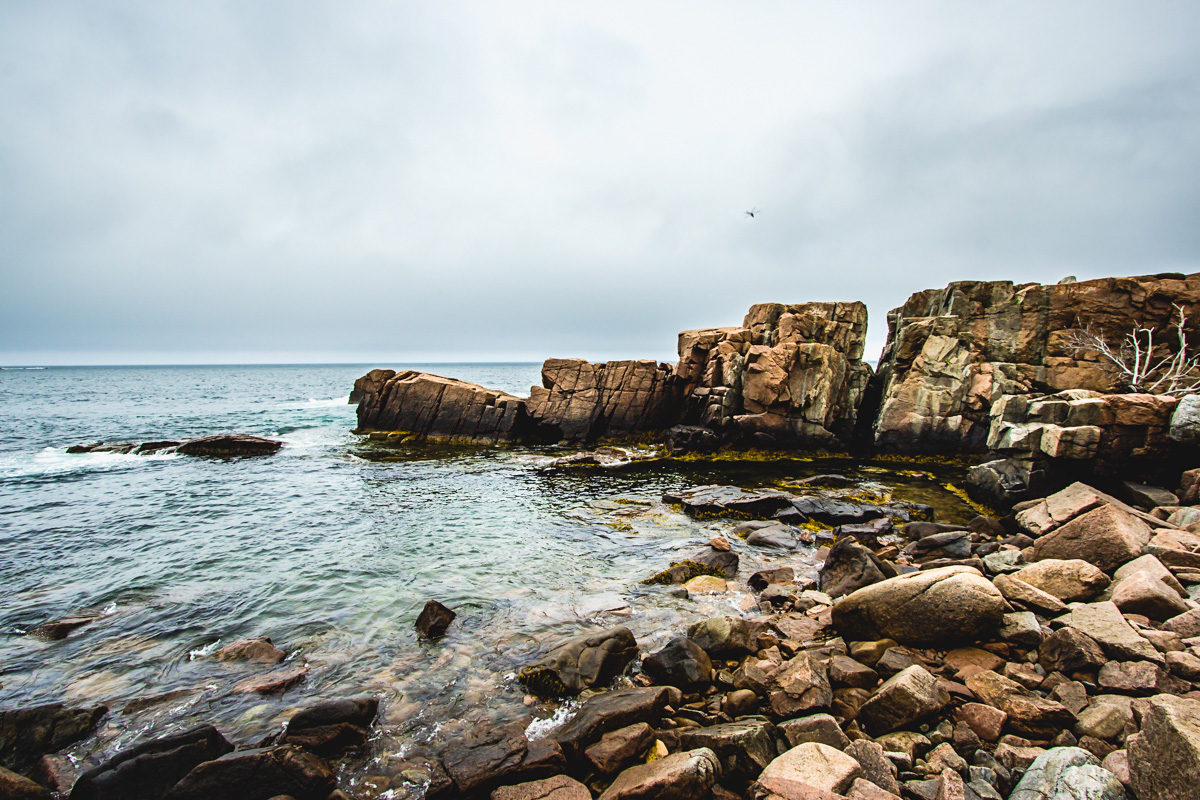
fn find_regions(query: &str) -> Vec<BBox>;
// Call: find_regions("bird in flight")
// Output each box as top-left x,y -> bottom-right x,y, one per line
745,207 -> 759,218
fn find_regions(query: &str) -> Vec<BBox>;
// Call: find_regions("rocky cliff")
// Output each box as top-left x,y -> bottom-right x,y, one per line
869,273 -> 1200,452
675,302 -> 871,447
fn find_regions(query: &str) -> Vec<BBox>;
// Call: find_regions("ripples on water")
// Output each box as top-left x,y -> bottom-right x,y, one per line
0,363 -> 981,793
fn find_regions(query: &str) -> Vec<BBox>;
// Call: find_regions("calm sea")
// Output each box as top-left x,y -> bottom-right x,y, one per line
0,363 -> 977,790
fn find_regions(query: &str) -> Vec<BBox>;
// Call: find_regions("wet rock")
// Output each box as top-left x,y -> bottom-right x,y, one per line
163,745 -> 334,800
664,485 -> 794,518
175,434 -> 283,457
642,638 -> 712,690
1038,628 -> 1107,674
0,766 -> 50,800
687,616 -> 761,656
598,747 -> 719,800
0,702 -> 107,773
233,665 -> 308,695
27,610 -> 105,641
1013,559 -> 1110,603
30,755 -> 78,796
213,637 -> 286,665
416,600 -> 457,639
1029,504 -> 1152,573
441,720 -> 566,797
831,566 -> 1006,646
856,665 -> 950,736
491,774 -> 591,800
749,567 -> 795,593
1128,694 -> 1200,800
777,713 -> 850,750
683,575 -> 727,595
71,724 -> 234,800
747,523 -> 802,549
664,425 -> 720,455
964,670 -> 1075,739
281,697 -> 378,756
584,722 -> 655,776
676,719 -> 777,778
1057,602 -> 1163,663
519,627 -> 638,697
709,536 -> 731,551
644,548 -> 739,584
552,687 -> 671,760
756,741 -> 862,799
820,540 -> 887,599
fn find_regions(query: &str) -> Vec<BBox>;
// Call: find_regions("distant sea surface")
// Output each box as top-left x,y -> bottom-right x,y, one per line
0,363 -> 978,791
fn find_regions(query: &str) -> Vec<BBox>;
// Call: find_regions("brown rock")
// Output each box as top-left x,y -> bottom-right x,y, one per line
856,665 -> 950,736
676,719 -> 778,778
175,434 -> 282,457
844,739 -> 900,795
162,745 -> 334,800
416,600 -> 457,639
756,742 -> 862,799
829,656 -> 879,689
233,665 -> 308,694
954,703 -> 1007,741
0,702 -> 107,773
492,775 -> 592,800
214,637 -> 286,665
1097,660 -> 1174,694
992,574 -> 1067,614
597,748 -> 719,800
1057,601 -> 1163,663
1013,559 -> 1110,602
519,627 -> 638,697
963,670 -> 1075,739
1029,504 -> 1152,572
1162,608 -> 1200,638
1038,628 -> 1107,674
1111,572 -> 1191,620
1128,694 -> 1200,800
778,714 -> 850,750
0,766 -> 50,800
585,723 -> 654,776
354,370 -> 529,443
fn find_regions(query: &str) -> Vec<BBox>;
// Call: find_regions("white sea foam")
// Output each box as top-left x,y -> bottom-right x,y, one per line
525,701 -> 579,740
187,640 -> 222,660
303,396 -> 350,408
0,447 -> 179,479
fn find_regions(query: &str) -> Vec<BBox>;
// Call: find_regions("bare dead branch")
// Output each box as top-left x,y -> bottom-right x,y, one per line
1065,304 -> 1200,396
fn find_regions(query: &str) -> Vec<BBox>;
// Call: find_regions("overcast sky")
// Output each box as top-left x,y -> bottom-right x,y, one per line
2,2 -> 1199,366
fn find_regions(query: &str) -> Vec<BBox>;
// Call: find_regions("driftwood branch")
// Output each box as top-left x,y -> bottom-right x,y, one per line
1065,304 -> 1200,396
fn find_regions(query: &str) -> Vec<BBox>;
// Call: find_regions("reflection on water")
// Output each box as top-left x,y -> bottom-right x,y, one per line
0,365 -> 983,794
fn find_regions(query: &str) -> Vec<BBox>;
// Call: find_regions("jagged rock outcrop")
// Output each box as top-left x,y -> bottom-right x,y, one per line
870,273 -> 1200,452
352,360 -> 680,444
353,370 -> 530,444
675,301 -> 872,447
525,358 -> 682,442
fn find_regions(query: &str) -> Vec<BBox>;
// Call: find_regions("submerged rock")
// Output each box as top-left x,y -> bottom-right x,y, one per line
281,697 -> 379,756
552,687 -> 671,760
213,637 -> 286,664
518,626 -> 638,697
71,724 -> 233,800
0,702 -> 107,773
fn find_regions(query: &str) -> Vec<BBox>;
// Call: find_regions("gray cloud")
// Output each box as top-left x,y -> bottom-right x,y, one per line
2,1 -> 1198,365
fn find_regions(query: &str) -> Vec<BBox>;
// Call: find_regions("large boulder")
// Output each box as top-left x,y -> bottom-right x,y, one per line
831,566 -> 1006,646
1057,601 -> 1163,663
280,697 -> 379,756
663,485 -> 794,518
440,720 -> 566,797
0,703 -> 107,773
353,370 -> 530,443
70,725 -> 233,800
1008,747 -> 1125,800
597,748 -> 719,800
856,665 -> 950,736
552,688 -> 671,760
163,745 -> 334,800
1128,694 -> 1200,800
519,627 -> 638,697
675,720 -> 777,778
1029,504 -> 1152,573
527,359 -> 683,442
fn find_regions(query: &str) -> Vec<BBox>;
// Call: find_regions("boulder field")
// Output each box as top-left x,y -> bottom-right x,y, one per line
7,478 -> 1200,798
349,272 -> 1200,501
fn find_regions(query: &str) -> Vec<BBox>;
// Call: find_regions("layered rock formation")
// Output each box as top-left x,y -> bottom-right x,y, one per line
869,273 -> 1200,452
353,370 -> 529,444
675,302 -> 871,447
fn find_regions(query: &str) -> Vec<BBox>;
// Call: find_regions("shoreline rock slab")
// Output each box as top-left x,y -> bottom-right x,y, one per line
519,627 -> 638,697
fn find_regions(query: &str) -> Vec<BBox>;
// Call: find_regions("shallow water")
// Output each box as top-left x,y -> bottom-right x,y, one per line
0,363 -> 982,796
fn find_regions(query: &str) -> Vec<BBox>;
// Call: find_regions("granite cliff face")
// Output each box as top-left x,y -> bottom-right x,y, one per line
869,273 -> 1200,452
675,302 -> 871,447
353,370 -> 529,444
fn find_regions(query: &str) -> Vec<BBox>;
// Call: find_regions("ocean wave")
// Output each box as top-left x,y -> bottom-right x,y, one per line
0,447 -> 179,480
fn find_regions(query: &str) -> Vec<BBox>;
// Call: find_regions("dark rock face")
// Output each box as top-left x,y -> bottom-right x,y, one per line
0,703 -> 107,774
162,745 -> 334,800
70,724 -> 233,800
354,370 -> 529,444
175,435 -> 282,457
869,273 -> 1200,452
676,301 -> 872,447
662,485 -> 794,518
819,539 -> 887,598
641,638 -> 712,690
439,719 -> 566,797
518,627 -> 638,697
526,359 -> 682,442
416,600 -> 456,639
551,687 -> 671,760
281,698 -> 379,756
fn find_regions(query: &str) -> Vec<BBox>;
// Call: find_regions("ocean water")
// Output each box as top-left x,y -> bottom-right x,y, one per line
0,363 -> 980,793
